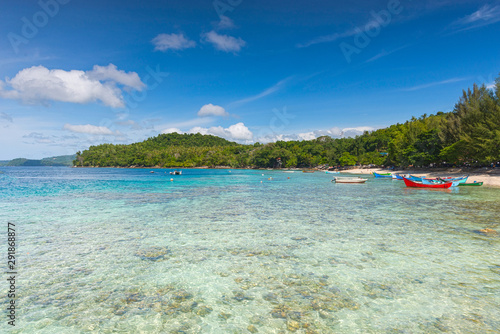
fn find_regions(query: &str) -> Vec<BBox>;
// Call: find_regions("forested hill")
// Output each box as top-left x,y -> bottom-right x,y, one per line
141,132 -> 238,148
75,78 -> 500,168
0,155 -> 76,167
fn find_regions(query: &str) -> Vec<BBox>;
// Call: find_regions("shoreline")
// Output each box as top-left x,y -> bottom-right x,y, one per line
67,165 -> 500,188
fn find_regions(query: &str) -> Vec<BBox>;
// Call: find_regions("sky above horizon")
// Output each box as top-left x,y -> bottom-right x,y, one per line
1,0 -> 499,159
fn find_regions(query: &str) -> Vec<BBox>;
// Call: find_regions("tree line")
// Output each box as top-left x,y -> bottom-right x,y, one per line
74,76 -> 500,169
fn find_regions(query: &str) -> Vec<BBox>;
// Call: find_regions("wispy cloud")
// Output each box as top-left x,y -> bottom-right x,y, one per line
365,45 -> 410,63
296,28 -> 358,48
152,33 -> 196,51
450,5 -> 500,32
204,31 -> 246,53
63,124 -> 120,136
229,77 -> 293,107
400,77 -> 468,92
297,13 -> 386,48
0,112 -> 13,123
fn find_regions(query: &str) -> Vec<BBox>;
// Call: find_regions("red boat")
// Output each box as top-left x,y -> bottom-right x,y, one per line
403,177 -> 452,188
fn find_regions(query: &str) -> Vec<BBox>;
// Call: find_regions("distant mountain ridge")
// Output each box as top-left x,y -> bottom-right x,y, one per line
0,155 -> 76,167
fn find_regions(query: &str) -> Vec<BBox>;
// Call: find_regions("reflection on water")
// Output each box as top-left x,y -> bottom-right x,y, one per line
1,167 -> 499,333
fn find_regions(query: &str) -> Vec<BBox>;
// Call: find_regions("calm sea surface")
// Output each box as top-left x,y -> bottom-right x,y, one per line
1,167 -> 499,333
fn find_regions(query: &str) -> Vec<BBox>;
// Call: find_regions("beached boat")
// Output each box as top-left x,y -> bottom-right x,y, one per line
458,181 -> 483,186
392,174 -> 407,180
332,177 -> 367,184
403,177 -> 452,188
325,171 -> 340,174
373,172 -> 392,178
170,170 -> 182,175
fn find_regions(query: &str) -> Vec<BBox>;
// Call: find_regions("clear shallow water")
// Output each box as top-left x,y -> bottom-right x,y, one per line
1,167 -> 499,333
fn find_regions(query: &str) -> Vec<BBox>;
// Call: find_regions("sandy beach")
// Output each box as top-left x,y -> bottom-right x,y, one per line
340,167 -> 500,188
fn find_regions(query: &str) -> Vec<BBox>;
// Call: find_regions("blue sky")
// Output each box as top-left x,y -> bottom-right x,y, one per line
0,0 -> 499,159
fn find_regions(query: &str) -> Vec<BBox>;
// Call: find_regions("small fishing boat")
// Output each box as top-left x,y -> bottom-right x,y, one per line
302,170 -> 315,173
283,171 -> 295,173
403,177 -> 452,189
332,177 -> 367,184
325,171 -> 340,174
407,174 -> 424,182
458,181 -> 483,187
170,170 -> 182,175
373,172 -> 392,178
392,174 -> 407,180
422,176 -> 467,187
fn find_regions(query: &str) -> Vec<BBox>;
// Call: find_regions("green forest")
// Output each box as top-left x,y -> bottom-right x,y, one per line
75,77 -> 500,169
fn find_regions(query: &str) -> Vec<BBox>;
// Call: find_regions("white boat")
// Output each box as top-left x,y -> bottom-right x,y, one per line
283,171 -> 295,173
169,170 -> 182,175
332,177 -> 367,184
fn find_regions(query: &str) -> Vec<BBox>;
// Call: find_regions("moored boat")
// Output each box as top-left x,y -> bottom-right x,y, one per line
332,177 -> 367,184
403,177 -> 452,188
373,172 -> 392,178
325,171 -> 340,174
170,170 -> 182,175
458,181 -> 483,187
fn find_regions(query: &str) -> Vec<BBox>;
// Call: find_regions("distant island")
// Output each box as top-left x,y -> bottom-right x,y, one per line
74,80 -> 500,169
0,155 -> 76,167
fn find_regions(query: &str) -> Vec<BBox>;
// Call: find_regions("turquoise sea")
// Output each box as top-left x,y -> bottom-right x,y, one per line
1,167 -> 499,333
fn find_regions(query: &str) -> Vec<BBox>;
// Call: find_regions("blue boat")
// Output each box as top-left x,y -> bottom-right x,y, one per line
373,172 -> 392,178
421,176 -> 468,187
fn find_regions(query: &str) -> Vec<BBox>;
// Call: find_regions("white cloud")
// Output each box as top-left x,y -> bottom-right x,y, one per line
87,64 -> 145,91
255,126 -> 375,143
204,31 -> 246,52
452,5 -> 500,30
187,122 -> 253,141
0,65 -> 144,108
197,104 -> 228,117
152,33 -> 196,51
63,124 -> 118,136
162,128 -> 183,134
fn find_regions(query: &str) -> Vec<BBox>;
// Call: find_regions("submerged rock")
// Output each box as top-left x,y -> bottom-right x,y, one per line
135,246 -> 171,261
286,320 -> 300,332
247,324 -> 259,333
476,228 -> 498,235
171,290 -> 193,302
218,312 -> 232,320
196,305 -> 213,316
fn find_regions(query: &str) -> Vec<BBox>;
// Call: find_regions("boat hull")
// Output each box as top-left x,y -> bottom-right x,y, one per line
403,177 -> 452,188
458,182 -> 483,186
333,177 -> 367,184
373,172 -> 392,178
